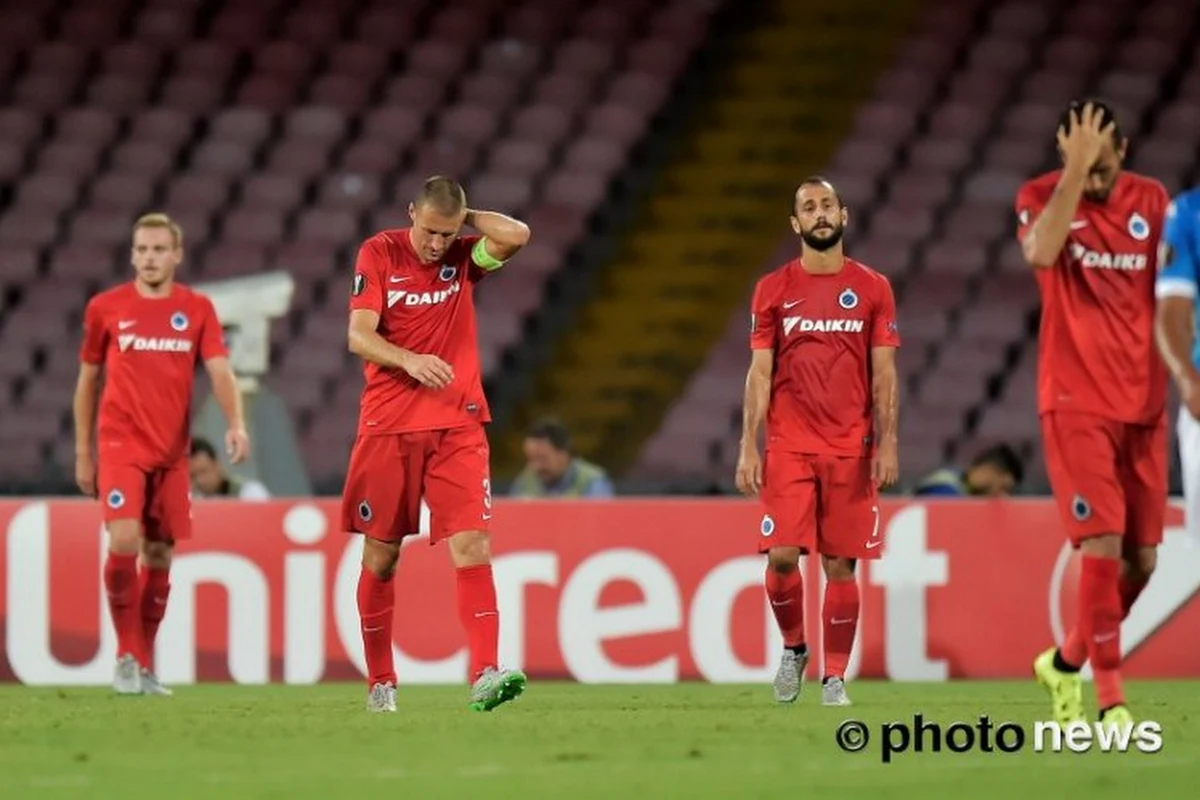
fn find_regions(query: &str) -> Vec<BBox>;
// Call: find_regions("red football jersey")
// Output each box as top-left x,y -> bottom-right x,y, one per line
349,229 -> 493,435
749,257 -> 900,456
80,283 -> 227,467
1015,170 -> 1169,425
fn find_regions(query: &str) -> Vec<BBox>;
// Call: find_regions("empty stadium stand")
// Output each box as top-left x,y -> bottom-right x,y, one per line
0,0 -> 721,492
493,0 -> 924,482
636,0 -> 1198,493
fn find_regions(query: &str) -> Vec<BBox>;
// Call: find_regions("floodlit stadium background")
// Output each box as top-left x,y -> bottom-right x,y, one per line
0,0 -> 1192,498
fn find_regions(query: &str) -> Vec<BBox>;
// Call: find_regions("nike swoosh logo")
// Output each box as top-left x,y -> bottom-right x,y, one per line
1069,220 -> 1088,230
118,321 -> 136,329
865,540 -> 883,550
482,514 -> 493,521
390,276 -> 409,283
1093,631 -> 1118,643
782,300 -> 803,309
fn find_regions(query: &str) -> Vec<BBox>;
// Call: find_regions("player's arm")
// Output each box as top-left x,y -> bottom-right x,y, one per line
870,278 -> 901,488
348,239 -> 453,389
72,364 -> 101,455
72,363 -> 101,497
737,284 -> 777,496
1154,197 -> 1200,416
348,308 -> 453,390
1019,175 -> 1087,268
204,356 -> 250,463
465,209 -> 531,267
196,297 -> 249,463
871,346 -> 899,488
73,298 -> 108,497
741,348 -> 773,447
736,348 -> 773,496
1019,104 -> 1113,268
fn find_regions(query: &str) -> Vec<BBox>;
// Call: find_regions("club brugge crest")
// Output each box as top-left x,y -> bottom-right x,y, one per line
838,288 -> 859,310
107,489 -> 125,509
1071,494 -> 1091,522
439,265 -> 457,282
760,515 -> 775,537
358,501 -> 372,522
170,311 -> 189,331
1128,212 -> 1150,241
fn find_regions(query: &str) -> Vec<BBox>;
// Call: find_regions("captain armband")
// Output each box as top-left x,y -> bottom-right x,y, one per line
471,238 -> 506,271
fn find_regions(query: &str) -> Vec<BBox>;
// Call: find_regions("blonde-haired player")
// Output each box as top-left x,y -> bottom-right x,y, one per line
74,213 -> 250,695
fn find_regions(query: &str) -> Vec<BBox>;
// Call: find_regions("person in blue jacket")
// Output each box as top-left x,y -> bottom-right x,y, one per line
914,443 -> 1024,497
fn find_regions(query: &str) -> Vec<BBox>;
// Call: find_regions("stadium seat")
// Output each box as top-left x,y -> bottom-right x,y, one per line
0,0 -> 722,488
635,0 -> 1183,492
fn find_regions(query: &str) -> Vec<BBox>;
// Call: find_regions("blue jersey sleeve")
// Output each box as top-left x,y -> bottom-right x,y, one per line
1156,190 -> 1200,300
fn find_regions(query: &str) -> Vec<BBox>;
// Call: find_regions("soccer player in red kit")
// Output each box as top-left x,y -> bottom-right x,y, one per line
344,177 -> 531,713
1018,101 -> 1169,729
736,177 -> 900,707
74,213 -> 250,696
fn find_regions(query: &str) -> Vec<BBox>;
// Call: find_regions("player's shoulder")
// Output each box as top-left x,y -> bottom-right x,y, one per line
1017,170 -> 1059,200
845,258 -> 894,292
1121,171 -> 1170,204
174,283 -> 217,310
86,282 -> 133,310
449,233 -> 482,264
755,258 -> 796,291
1168,186 -> 1200,217
358,228 -> 409,260
1121,170 -> 1166,194
363,227 -> 405,247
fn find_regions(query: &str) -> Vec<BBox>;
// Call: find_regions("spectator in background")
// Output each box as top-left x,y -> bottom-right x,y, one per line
914,444 -> 1025,497
510,418 -> 614,498
189,437 -> 271,500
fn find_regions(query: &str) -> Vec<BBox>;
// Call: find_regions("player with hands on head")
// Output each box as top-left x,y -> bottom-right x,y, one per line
344,176 -> 531,714
1017,99 -> 1170,731
74,213 -> 248,697
737,176 -> 900,708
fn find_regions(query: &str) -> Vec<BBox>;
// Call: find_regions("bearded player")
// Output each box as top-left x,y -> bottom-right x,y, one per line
74,213 -> 250,696
1019,100 -> 1170,729
736,177 -> 900,707
344,176 -> 531,713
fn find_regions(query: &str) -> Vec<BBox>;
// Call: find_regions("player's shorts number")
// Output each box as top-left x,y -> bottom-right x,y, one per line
482,478 -> 493,510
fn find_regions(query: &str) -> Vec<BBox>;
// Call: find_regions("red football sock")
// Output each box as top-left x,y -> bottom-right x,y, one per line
1060,573 -> 1148,669
357,567 -> 396,687
456,565 -> 499,681
104,552 -> 145,666
1060,627 -> 1087,668
1119,575 -> 1148,619
764,566 -> 805,648
823,577 -> 859,680
139,566 -> 170,670
1080,555 -> 1124,709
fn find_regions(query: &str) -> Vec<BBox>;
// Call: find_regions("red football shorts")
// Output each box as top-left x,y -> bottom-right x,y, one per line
341,424 -> 492,544
96,456 -> 192,542
1040,411 -> 1165,547
757,452 -> 883,559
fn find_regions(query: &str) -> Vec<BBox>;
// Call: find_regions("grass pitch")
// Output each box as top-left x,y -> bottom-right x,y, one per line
0,681 -> 1196,798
